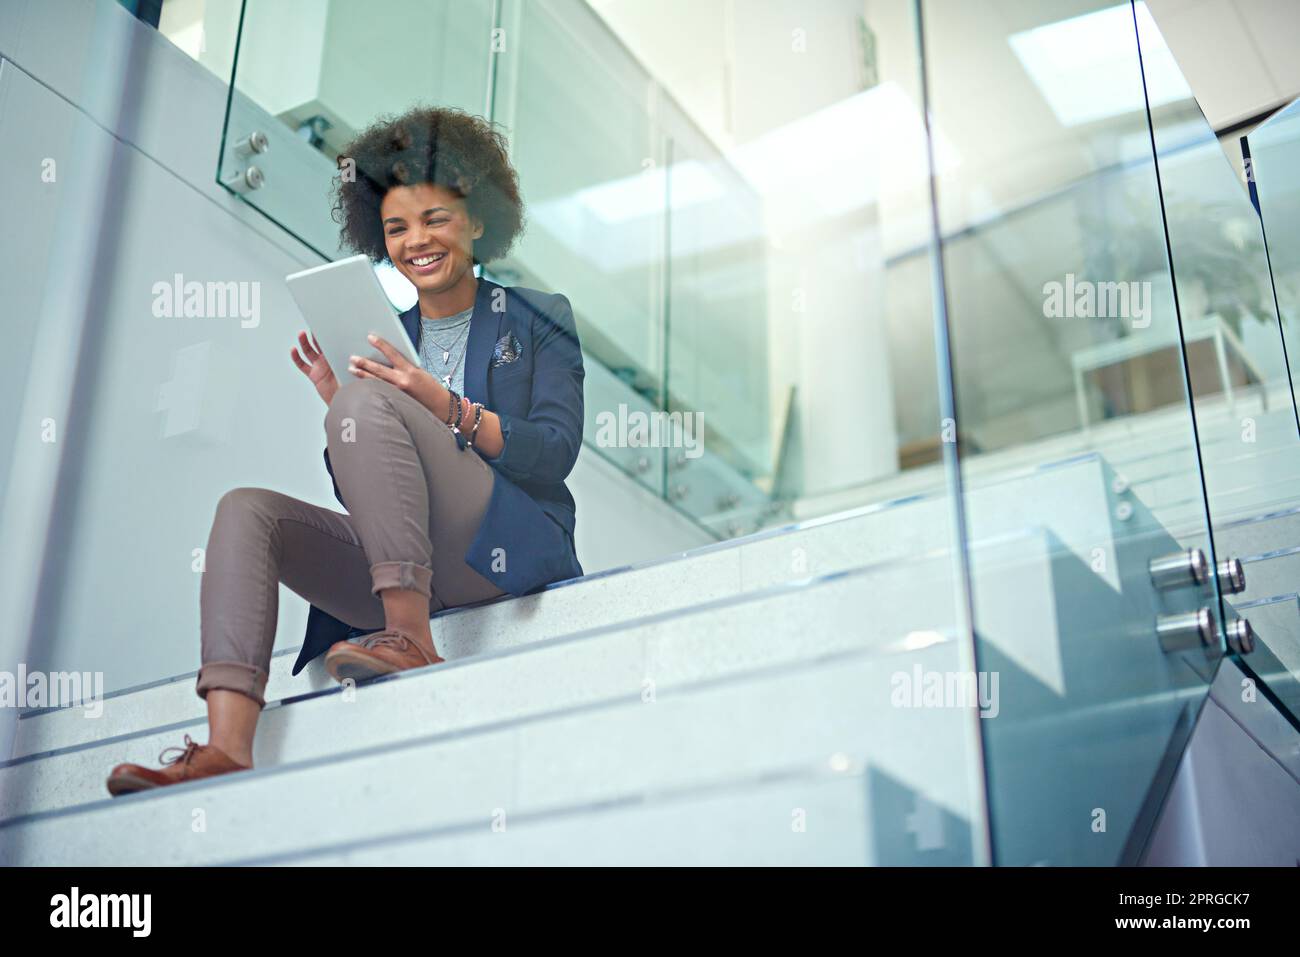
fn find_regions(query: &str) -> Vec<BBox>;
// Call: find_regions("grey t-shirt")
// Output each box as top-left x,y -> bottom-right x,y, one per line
417,305 -> 474,396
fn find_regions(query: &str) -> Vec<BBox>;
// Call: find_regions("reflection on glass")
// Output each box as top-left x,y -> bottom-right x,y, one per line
1235,94 -> 1300,712
1247,98 -> 1300,406
219,0 -> 497,258
492,0 -> 987,863
183,0 -> 1300,863
207,0 -> 991,862
922,0 -> 1226,864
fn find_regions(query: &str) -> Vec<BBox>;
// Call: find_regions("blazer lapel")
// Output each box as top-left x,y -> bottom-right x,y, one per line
399,303 -> 420,352
464,276 -> 503,404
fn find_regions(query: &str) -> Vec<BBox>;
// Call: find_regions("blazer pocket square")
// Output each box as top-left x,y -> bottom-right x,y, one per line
491,332 -> 523,367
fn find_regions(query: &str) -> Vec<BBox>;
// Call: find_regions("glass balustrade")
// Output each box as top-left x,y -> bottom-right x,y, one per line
1133,11 -> 1300,717
919,0 -> 1232,864
1237,96 -> 1300,713
208,0 -> 1293,863
1244,97 -> 1300,415
8,0 -> 1298,865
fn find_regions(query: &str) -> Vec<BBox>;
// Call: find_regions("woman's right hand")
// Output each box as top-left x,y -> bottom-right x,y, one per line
291,331 -> 339,406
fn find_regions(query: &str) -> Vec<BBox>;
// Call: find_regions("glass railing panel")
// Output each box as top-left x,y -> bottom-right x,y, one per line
1134,10 -> 1300,715
14,0 -> 1296,864
1244,97 -> 1300,424
1240,95 -> 1300,717
662,95 -> 772,491
488,0 -> 980,547
580,358 -> 665,501
486,0 -> 682,505
218,0 -> 497,257
490,0 -> 667,403
224,0 -> 992,856
494,0 -> 987,860
218,0 -> 675,514
921,0 -> 1224,864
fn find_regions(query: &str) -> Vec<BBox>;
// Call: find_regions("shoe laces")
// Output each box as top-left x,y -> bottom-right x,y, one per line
360,630 -> 414,652
359,630 -> 436,663
159,734 -> 201,768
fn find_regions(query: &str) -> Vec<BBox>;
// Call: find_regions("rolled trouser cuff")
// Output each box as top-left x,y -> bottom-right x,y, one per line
196,661 -> 268,708
370,560 -> 433,597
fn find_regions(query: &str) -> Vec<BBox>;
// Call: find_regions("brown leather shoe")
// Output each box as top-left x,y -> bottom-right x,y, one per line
324,629 -> 444,682
106,734 -> 251,797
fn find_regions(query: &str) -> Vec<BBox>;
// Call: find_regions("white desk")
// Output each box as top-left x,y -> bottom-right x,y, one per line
1071,314 -> 1268,430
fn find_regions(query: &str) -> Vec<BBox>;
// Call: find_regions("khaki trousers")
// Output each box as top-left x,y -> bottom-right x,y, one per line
195,377 -> 505,707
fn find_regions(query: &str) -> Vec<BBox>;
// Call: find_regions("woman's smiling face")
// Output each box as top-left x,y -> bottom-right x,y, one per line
381,182 -> 483,295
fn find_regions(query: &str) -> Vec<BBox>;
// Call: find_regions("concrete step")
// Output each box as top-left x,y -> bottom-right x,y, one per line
1215,506 -> 1300,560
1229,592 -> 1300,678
1235,550 -> 1300,605
0,640 -> 981,866
780,389 -> 1289,531
0,519 -> 1206,867
257,772 -> 889,866
0,552 -> 957,822
0,460 -> 1227,865
11,454 -> 1150,762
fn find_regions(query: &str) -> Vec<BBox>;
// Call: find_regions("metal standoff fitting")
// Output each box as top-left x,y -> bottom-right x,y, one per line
223,165 -> 265,193
1225,617 -> 1256,654
1217,557 -> 1246,595
1149,548 -> 1209,589
234,130 -> 270,155
1156,608 -> 1216,653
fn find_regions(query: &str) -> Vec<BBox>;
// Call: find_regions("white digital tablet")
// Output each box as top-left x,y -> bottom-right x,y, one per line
285,254 -> 419,380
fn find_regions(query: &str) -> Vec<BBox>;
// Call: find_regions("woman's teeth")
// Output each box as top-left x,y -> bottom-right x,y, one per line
410,253 -> 445,267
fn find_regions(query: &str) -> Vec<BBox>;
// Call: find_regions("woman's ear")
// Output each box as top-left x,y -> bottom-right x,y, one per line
471,218 -> 485,241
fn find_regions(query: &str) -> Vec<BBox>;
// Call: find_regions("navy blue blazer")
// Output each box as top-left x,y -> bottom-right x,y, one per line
292,277 -> 585,675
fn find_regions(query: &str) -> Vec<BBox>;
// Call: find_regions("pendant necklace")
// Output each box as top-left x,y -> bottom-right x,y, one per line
421,313 -> 471,384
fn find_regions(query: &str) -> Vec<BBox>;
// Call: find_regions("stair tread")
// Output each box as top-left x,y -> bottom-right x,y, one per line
0,643 -> 977,866
0,554 -> 958,823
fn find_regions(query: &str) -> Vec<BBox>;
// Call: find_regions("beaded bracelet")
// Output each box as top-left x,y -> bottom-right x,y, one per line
444,389 -> 460,428
452,393 -> 466,433
466,402 -> 485,450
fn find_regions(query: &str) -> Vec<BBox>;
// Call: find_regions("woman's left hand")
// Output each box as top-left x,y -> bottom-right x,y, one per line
349,334 -> 445,414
